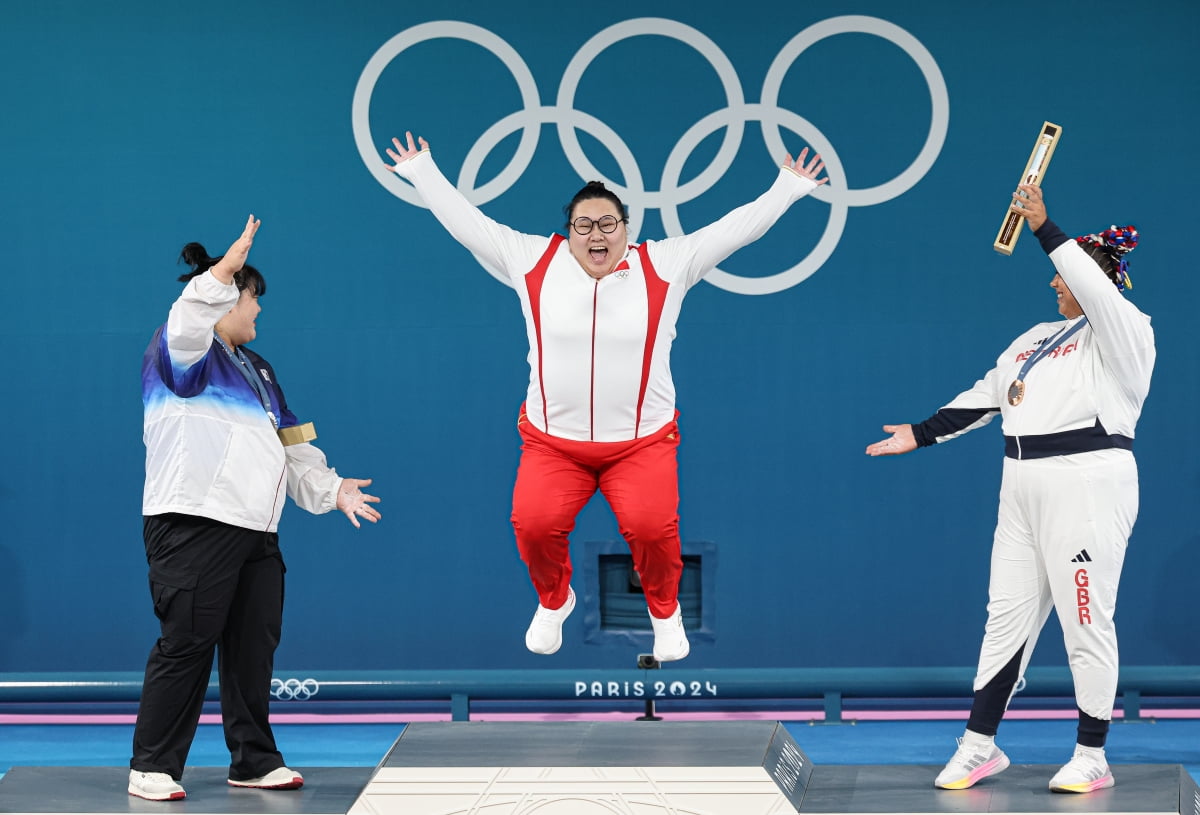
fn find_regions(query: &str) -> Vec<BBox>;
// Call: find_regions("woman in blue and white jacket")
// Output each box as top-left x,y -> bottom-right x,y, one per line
129,216 -> 381,802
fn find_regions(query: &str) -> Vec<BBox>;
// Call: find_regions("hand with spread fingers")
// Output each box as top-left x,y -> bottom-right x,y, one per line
385,131 -> 430,170
337,478 -> 383,528
784,147 -> 828,186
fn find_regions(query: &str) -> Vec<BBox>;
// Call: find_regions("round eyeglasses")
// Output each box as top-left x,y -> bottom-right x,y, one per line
570,214 -> 625,235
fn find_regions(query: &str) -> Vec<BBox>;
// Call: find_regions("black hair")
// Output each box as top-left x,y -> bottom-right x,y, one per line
563,181 -> 628,231
1081,243 -> 1121,284
176,242 -> 267,297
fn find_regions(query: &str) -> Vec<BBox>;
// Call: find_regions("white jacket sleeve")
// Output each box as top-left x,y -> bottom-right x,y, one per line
1049,240 -> 1155,404
646,167 -> 818,287
284,442 -> 341,514
165,271 -> 239,368
391,150 -> 550,282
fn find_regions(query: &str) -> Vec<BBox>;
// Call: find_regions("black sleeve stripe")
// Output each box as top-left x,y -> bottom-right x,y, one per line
1034,218 -> 1070,255
912,407 -> 995,446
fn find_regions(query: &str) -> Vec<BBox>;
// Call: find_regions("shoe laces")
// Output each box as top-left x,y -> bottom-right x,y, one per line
1064,746 -> 1108,780
949,737 -> 995,770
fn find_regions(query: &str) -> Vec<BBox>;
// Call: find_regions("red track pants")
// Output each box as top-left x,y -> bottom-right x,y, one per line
510,411 -> 683,619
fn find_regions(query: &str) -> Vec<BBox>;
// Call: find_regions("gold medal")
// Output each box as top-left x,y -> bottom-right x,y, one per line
1007,380 -> 1025,406
277,421 -> 317,447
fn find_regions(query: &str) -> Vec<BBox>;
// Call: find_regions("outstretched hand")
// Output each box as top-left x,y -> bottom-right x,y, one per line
1013,183 -> 1047,232
211,214 -> 261,285
865,424 -> 917,457
784,147 -> 828,185
337,477 -> 382,528
384,131 -> 430,172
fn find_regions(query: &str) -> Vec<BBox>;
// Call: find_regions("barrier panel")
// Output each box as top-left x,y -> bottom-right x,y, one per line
3,666 -> 1198,721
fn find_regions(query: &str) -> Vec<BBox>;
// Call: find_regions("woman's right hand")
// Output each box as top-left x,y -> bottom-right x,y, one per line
385,131 -> 430,171
211,214 -> 261,285
865,423 -> 917,456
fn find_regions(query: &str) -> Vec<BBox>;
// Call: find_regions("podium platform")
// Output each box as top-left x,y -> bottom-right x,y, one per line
0,721 -> 1196,815
351,720 -> 809,814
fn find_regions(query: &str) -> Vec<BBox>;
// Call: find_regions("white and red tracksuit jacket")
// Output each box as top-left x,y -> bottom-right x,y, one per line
394,149 -> 819,442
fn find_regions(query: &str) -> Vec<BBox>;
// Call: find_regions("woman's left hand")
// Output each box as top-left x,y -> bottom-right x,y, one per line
1014,183 -> 1047,231
384,131 -> 429,171
784,147 -> 828,185
337,477 -> 382,528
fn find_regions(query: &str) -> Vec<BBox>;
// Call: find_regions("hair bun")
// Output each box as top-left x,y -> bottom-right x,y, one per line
179,242 -> 214,271
1074,225 -> 1138,292
1100,225 -> 1138,256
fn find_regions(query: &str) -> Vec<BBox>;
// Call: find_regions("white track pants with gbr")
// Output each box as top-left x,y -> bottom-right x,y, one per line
974,448 -> 1138,720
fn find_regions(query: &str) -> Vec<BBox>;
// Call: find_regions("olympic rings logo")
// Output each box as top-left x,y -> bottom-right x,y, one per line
271,677 -> 320,701
352,16 -> 948,295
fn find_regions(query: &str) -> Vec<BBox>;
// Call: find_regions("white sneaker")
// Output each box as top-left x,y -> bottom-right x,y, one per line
934,734 -> 1010,789
128,770 -> 186,801
1049,744 -> 1114,793
525,587 -> 575,655
228,766 -> 304,789
649,603 -> 690,662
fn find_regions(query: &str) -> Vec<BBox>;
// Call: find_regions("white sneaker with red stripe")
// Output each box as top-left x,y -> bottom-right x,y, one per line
128,770 -> 186,801
228,766 -> 304,789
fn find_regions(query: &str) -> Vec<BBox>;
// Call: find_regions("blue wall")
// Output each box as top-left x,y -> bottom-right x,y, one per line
1,0 -> 1196,676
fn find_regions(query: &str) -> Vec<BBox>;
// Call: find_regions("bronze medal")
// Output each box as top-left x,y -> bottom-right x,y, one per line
1007,379 -> 1025,406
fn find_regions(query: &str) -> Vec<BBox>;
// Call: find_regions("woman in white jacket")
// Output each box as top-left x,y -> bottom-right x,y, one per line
129,216 -> 381,802
867,184 -> 1151,794
385,132 -> 826,665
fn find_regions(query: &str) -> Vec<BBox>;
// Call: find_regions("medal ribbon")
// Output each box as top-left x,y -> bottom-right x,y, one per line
213,333 -> 277,428
1015,317 -> 1088,384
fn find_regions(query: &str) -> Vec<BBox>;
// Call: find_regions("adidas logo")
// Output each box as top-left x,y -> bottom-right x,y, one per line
1071,549 -> 1092,563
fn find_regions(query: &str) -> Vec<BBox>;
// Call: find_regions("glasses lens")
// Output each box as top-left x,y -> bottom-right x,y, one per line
597,215 -> 619,233
572,217 -> 593,235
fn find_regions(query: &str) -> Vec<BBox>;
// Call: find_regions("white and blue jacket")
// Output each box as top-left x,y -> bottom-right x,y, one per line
142,270 -> 341,532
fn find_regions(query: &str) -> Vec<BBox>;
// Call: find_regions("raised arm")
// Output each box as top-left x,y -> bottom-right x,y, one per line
383,132 -> 547,282
209,215 -> 261,285
164,215 -> 260,367
1015,184 -> 1153,393
650,146 -> 828,286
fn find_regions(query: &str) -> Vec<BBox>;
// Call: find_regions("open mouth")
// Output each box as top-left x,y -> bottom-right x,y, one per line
589,246 -> 608,263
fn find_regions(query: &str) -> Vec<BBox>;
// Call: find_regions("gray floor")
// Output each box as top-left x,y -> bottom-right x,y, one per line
1,763 -> 1195,815
0,766 -> 371,814
1,721 -> 1196,815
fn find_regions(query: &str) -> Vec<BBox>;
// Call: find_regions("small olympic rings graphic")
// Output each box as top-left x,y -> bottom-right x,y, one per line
352,16 -> 948,295
271,677 -> 320,701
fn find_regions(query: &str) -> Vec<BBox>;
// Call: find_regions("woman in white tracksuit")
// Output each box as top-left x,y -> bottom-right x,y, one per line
866,183 -> 1152,794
